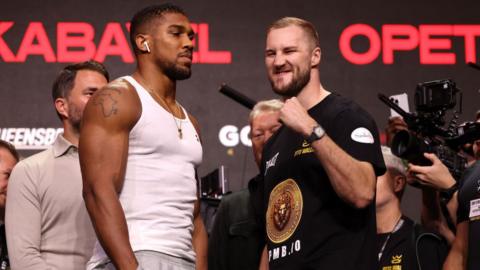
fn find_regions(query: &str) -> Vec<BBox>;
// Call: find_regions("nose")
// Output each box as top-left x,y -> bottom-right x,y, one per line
183,35 -> 193,51
273,53 -> 286,67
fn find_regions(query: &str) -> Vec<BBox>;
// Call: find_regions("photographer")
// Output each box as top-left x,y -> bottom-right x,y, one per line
376,146 -> 448,270
385,116 -> 456,244
408,113 -> 480,270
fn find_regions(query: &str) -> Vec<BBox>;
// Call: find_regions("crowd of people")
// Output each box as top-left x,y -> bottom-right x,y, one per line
0,3 -> 479,270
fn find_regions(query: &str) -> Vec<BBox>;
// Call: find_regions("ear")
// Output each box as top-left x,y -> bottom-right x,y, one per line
135,34 -> 150,53
393,174 -> 406,193
54,98 -> 69,119
311,47 -> 321,67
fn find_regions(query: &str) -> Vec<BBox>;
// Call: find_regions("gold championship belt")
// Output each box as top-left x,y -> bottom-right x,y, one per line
266,178 -> 303,243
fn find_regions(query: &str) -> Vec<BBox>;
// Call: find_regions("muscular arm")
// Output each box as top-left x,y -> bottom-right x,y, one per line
443,221 -> 468,270
5,163 -> 50,269
79,83 -> 140,270
310,136 -> 376,208
192,200 -> 208,270
188,113 -> 208,270
280,97 -> 376,208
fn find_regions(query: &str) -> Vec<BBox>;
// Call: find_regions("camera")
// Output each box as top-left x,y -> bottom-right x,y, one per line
414,79 -> 457,113
379,79 -> 480,180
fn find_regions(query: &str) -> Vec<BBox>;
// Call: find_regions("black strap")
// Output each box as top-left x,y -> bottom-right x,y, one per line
440,183 -> 458,204
411,223 -> 446,270
410,224 -> 419,269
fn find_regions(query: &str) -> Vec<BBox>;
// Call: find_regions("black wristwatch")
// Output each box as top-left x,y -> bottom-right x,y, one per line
440,182 -> 459,203
306,125 -> 325,144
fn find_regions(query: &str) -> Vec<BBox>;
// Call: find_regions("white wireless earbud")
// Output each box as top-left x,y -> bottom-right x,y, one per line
143,41 -> 151,53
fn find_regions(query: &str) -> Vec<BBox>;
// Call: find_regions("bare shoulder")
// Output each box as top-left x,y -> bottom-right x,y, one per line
84,78 -> 141,130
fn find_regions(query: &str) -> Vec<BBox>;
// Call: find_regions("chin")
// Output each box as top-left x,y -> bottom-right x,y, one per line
167,67 -> 192,81
176,71 -> 191,80
272,86 -> 292,97
270,81 -> 285,93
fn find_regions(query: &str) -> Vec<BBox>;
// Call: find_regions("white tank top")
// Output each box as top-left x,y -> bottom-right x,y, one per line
87,76 -> 203,268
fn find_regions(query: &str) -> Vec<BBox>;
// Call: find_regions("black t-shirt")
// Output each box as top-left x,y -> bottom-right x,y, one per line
377,216 -> 447,270
260,94 -> 385,270
457,160 -> 480,270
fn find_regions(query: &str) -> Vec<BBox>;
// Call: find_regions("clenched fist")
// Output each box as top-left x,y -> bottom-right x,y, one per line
280,97 -> 318,137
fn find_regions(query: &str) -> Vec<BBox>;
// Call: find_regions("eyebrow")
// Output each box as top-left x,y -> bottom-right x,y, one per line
83,87 -> 100,92
265,46 -> 298,53
168,24 -> 195,36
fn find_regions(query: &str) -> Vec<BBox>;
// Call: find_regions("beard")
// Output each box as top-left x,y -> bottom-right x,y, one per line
159,56 -> 192,81
67,102 -> 83,134
165,63 -> 191,80
270,64 -> 310,98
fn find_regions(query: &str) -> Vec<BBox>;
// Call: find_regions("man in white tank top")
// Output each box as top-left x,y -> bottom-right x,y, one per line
79,4 -> 207,270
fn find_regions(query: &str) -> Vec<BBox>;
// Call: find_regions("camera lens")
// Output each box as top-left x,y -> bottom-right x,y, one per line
391,130 -> 431,166
391,130 -> 410,158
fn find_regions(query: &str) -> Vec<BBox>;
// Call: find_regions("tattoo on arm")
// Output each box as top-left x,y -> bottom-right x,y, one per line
93,88 -> 122,117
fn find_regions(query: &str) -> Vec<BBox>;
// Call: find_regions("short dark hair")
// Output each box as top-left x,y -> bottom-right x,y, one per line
268,17 -> 320,50
0,140 -> 19,162
130,3 -> 186,55
51,60 -> 109,102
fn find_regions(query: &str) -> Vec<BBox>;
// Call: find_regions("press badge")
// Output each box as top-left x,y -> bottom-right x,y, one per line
469,198 -> 480,220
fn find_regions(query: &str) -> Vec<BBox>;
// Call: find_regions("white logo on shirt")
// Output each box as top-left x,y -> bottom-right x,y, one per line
265,152 -> 279,175
469,198 -> 480,219
351,127 -> 374,144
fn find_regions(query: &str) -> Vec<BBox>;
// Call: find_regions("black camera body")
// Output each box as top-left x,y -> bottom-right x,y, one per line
391,130 -> 466,179
379,79 -> 480,180
414,79 -> 457,113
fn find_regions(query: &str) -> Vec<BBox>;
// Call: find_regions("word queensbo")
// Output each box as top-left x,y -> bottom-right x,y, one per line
0,21 -> 231,63
340,24 -> 480,64
0,127 -> 64,150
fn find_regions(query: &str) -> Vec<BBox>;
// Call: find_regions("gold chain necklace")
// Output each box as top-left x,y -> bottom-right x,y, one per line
146,88 -> 183,139
161,99 -> 183,139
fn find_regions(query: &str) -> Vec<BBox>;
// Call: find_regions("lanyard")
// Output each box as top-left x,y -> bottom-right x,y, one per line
378,217 -> 404,261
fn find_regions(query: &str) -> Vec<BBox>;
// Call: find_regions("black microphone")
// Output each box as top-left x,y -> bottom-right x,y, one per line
219,83 -> 257,110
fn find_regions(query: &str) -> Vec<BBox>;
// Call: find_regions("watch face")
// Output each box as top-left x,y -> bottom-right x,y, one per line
313,126 -> 324,138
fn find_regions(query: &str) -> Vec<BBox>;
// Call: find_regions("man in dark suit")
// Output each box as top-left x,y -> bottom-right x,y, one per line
208,99 -> 283,270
